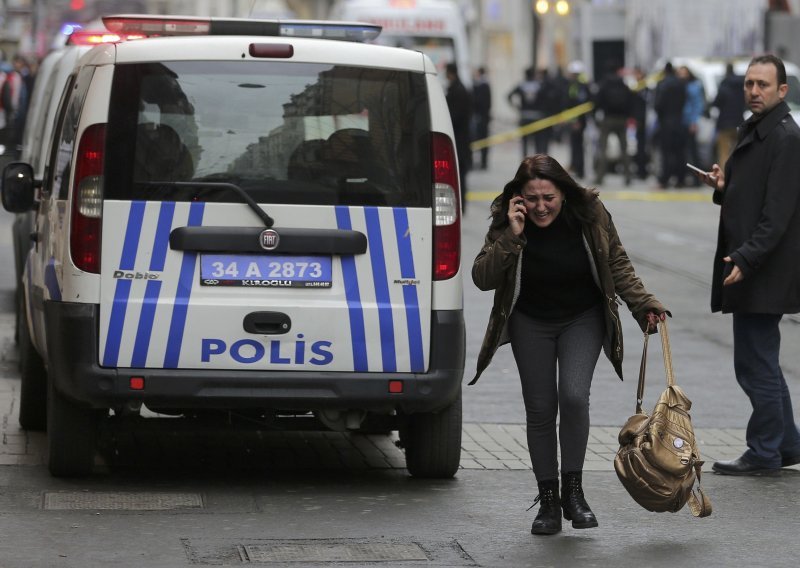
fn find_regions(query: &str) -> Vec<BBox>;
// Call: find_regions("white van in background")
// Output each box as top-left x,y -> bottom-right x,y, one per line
330,0 -> 471,86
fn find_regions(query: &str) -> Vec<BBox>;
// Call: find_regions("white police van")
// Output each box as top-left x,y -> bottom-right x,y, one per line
12,28 -> 121,431
2,15 -> 465,477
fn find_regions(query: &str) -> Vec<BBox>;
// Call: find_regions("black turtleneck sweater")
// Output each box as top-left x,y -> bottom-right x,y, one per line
514,214 -> 602,320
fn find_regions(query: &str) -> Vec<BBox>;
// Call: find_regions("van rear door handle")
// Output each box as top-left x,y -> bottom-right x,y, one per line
243,311 -> 291,335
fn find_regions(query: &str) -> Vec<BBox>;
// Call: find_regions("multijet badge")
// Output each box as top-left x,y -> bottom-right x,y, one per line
260,228 -> 279,250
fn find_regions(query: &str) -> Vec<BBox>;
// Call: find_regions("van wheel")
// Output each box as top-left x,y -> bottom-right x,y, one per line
17,291 -> 47,431
403,389 -> 462,478
47,381 -> 100,477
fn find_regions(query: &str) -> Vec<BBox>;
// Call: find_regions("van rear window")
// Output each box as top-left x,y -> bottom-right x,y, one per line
104,61 -> 431,207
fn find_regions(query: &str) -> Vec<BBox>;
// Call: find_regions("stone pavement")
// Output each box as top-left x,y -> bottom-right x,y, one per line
4,375 -> 794,473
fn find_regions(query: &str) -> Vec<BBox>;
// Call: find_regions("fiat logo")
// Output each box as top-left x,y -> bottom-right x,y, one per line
260,229 -> 279,250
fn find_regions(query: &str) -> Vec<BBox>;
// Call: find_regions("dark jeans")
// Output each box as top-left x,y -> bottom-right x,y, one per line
569,122 -> 585,178
509,305 -> 604,481
733,313 -> 800,467
658,119 -> 684,186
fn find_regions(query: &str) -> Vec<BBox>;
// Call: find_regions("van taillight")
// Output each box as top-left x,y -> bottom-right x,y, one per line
70,124 -> 105,274
432,132 -> 460,280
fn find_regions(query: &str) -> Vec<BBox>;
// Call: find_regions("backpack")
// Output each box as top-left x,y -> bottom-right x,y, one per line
614,319 -> 712,517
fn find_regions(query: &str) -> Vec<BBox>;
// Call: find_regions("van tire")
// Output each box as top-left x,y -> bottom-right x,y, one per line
403,389 -> 462,478
17,291 -> 47,431
47,381 -> 99,477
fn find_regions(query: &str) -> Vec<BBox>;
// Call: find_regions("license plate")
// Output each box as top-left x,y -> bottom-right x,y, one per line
200,254 -> 332,288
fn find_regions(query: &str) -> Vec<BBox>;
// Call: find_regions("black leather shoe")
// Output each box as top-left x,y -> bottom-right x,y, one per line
530,479 -> 562,535
561,471 -> 598,529
712,455 -> 780,476
782,453 -> 800,468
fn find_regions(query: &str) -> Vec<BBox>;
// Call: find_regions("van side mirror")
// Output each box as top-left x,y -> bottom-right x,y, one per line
2,162 -> 35,213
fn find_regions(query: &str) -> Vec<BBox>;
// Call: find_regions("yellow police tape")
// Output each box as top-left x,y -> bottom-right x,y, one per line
468,189 -> 711,203
470,73 -> 662,152
470,101 -> 594,152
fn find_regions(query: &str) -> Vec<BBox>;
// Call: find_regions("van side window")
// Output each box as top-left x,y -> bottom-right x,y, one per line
45,66 -> 95,200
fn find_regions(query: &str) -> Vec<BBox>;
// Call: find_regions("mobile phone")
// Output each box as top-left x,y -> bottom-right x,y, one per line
686,162 -> 707,175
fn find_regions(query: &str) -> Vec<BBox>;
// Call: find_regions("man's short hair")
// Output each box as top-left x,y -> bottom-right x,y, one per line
749,53 -> 787,85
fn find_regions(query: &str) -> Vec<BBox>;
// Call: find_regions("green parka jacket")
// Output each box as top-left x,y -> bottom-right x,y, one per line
471,196 -> 666,384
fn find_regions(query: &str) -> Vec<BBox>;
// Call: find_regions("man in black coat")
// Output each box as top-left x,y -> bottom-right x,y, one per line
471,66 -> 492,170
654,62 -> 686,188
699,54 -> 800,476
445,63 -> 472,211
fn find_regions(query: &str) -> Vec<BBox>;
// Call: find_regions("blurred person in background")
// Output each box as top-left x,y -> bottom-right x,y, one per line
654,62 -> 687,188
632,67 -> 652,180
565,60 -> 590,179
677,65 -> 705,187
711,62 -> 746,171
471,66 -> 492,170
508,68 -> 559,156
593,62 -> 634,186
0,55 -> 28,157
446,62 -> 472,211
508,67 -> 542,157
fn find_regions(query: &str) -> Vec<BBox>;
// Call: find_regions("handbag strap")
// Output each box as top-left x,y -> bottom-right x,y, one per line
635,318 -> 675,414
659,317 -> 675,387
635,331 -> 649,414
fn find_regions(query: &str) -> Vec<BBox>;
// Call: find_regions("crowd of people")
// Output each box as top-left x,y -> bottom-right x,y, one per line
449,58 -> 750,191
0,53 -> 36,159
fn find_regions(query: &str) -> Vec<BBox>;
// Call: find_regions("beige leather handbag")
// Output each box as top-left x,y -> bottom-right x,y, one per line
614,319 -> 712,517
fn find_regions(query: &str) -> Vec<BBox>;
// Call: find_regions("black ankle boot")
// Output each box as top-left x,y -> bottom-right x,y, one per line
530,479 -> 562,535
561,471 -> 598,529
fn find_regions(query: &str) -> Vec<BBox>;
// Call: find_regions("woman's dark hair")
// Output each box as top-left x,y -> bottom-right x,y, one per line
489,154 -> 599,230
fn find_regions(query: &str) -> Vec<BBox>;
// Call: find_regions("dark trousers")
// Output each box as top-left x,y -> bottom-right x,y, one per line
472,115 -> 489,169
635,119 -> 648,178
595,115 -> 630,184
509,306 -> 604,481
733,313 -> 800,467
658,119 -> 684,186
569,122 -> 585,178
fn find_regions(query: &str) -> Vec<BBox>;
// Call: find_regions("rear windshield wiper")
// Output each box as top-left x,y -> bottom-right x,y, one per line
141,181 -> 274,228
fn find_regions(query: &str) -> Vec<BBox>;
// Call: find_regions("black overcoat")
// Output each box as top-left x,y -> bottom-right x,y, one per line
711,100 -> 800,314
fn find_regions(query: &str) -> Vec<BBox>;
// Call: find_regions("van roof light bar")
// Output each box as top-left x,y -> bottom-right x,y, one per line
66,30 -> 147,45
102,15 -> 381,42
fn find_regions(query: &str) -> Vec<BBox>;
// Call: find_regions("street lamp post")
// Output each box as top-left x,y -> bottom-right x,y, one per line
533,0 -> 571,72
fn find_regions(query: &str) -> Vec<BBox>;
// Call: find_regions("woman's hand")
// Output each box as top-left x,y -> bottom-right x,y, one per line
508,195 -> 527,236
645,311 -> 667,333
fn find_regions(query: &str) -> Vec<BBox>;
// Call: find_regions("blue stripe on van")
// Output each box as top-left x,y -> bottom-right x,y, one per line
44,258 -> 62,301
393,208 -> 424,372
131,202 -> 175,367
365,207 -> 396,372
102,201 -> 146,367
335,206 -> 368,372
163,202 -> 205,368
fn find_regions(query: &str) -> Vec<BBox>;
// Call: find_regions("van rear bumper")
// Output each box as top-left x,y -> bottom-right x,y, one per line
44,302 -> 465,414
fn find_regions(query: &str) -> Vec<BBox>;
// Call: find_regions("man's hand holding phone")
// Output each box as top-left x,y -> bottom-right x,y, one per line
686,162 -> 724,190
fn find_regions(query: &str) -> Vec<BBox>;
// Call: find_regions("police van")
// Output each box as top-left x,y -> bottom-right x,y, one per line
330,0 -> 471,87
2,15 -> 465,477
11,28 -> 129,432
